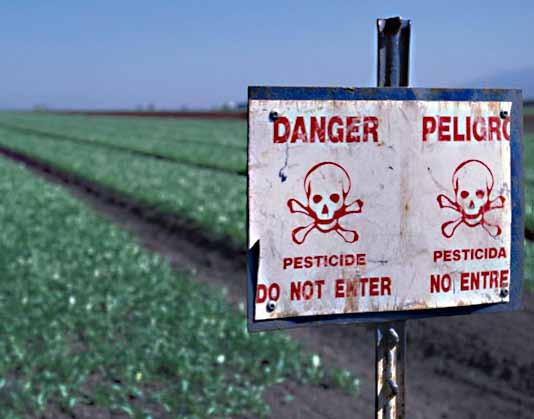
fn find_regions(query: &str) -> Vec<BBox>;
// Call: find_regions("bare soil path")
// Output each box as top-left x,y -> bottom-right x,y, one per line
1,147 -> 533,419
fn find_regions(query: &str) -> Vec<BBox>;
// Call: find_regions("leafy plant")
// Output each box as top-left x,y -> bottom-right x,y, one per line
0,157 -> 355,417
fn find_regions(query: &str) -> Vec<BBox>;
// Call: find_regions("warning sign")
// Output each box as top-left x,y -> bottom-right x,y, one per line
247,87 -> 523,327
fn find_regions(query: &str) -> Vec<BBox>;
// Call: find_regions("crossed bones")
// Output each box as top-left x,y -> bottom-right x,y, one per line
287,198 -> 364,244
437,194 -> 505,238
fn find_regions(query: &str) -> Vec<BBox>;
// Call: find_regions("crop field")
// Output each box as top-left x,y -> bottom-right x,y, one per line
523,133 -> 534,232
0,113 -> 246,174
523,133 -> 534,286
0,111 -> 531,417
0,125 -> 247,247
0,145 -> 361,417
0,113 -> 531,284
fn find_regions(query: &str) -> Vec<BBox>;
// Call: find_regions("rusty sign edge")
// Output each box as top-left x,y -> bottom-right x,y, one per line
246,87 -> 523,332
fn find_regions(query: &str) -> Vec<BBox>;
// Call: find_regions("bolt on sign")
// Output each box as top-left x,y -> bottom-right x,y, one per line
247,87 -> 523,331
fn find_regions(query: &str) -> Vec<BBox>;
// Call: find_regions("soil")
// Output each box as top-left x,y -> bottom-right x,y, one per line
2,147 -> 534,419
525,115 -> 534,134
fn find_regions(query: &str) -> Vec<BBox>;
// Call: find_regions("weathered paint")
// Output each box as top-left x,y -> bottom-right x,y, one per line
247,87 -> 523,331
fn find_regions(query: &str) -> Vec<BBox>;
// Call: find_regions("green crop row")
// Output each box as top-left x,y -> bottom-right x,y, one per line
0,155 -> 358,417
524,240 -> 534,289
512,132 -> 533,289
524,134 -> 534,233
0,124 -> 532,290
0,112 -> 246,173
0,126 -> 247,247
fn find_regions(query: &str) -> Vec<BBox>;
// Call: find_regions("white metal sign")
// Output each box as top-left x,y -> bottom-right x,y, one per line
249,98 -> 513,320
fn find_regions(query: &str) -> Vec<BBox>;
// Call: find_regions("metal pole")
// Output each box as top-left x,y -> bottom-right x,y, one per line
375,16 -> 411,419
377,17 -> 411,88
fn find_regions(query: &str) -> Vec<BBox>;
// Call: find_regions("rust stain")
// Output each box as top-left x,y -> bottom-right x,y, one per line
272,308 -> 301,319
337,267 -> 359,314
488,101 -> 500,115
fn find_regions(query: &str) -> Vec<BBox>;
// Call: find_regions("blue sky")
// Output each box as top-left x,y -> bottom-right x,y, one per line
2,0 -> 533,109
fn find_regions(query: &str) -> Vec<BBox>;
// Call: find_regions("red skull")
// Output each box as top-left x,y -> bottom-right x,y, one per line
287,162 -> 363,244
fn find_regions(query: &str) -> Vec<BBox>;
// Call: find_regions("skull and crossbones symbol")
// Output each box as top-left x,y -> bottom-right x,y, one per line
287,161 -> 363,244
437,159 -> 505,238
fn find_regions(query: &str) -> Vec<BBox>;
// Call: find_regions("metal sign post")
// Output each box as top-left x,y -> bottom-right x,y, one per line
375,17 -> 410,419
